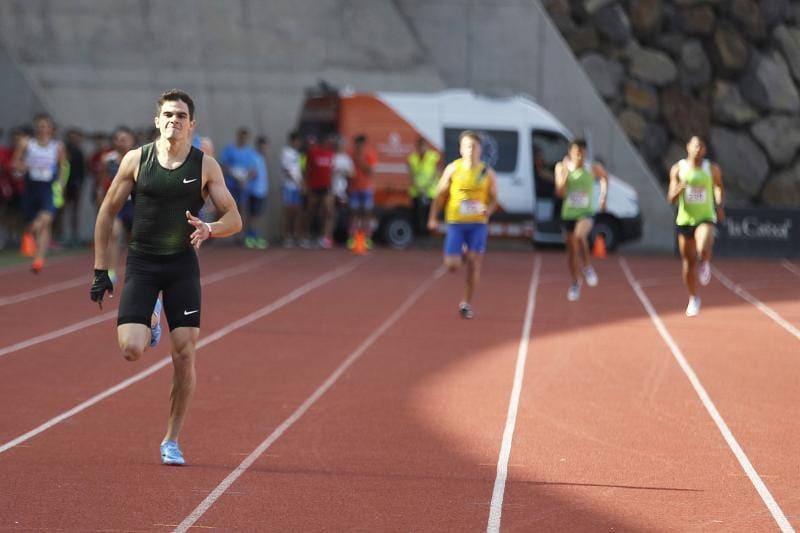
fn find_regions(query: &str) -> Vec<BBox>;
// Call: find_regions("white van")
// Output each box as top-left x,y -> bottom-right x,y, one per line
296,88 -> 641,249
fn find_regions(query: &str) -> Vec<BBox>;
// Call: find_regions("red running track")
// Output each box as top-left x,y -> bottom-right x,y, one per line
0,247 -> 797,531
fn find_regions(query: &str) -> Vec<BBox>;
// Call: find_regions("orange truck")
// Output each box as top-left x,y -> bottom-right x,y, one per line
296,88 -> 642,250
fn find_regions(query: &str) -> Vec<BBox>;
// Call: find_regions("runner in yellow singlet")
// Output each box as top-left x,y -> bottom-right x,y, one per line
667,135 -> 725,317
428,130 -> 498,319
555,139 -> 608,302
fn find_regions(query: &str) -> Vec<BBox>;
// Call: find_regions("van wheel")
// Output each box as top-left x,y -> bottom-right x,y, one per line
383,214 -> 414,249
590,216 -> 620,251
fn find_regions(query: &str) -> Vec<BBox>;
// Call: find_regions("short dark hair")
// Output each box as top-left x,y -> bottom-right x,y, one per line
157,89 -> 195,120
113,126 -> 135,138
459,130 -> 481,144
33,113 -> 53,124
354,134 -> 367,144
288,131 -> 301,143
256,135 -> 269,146
569,138 -> 587,150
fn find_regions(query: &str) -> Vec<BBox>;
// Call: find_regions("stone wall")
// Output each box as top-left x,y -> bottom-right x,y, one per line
544,0 -> 800,207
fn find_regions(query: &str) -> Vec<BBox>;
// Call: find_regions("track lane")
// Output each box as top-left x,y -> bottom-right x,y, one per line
622,255 -> 800,530
0,251 -> 440,531
185,252 -> 538,530
500,254 -> 783,531
0,250 -> 331,442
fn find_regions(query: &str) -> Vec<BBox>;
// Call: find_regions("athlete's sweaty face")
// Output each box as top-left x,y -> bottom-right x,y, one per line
460,137 -> 481,163
156,100 -> 194,142
686,136 -> 705,160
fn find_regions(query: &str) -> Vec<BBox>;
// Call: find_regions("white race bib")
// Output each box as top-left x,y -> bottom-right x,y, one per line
566,191 -> 590,209
459,199 -> 485,216
29,165 -> 54,182
685,186 -> 707,204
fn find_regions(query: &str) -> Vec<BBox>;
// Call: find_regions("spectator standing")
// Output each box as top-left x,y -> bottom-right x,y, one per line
57,128 -> 87,246
407,136 -> 440,235
280,131 -> 305,247
220,128 -> 259,243
348,134 -> 377,249
244,135 -> 269,249
305,134 -> 336,249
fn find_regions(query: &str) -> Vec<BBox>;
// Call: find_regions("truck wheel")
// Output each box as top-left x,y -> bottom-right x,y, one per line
590,217 -> 621,251
383,214 -> 414,249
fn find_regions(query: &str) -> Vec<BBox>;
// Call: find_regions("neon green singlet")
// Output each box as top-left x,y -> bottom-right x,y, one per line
445,158 -> 490,224
561,166 -> 595,221
676,159 -> 716,226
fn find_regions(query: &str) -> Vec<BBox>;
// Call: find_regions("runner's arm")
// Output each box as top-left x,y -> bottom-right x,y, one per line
485,169 -> 499,218
666,163 -> 684,204
427,163 -> 454,230
93,148 -> 139,269
194,156 -> 242,246
554,160 -> 568,198
712,163 -> 725,222
593,162 -> 609,212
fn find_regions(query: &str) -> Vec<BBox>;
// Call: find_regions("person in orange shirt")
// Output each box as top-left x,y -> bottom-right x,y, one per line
348,134 -> 377,248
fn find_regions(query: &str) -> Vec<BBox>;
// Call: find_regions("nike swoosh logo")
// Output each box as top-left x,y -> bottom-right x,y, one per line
183,309 -> 199,315
183,178 -> 197,184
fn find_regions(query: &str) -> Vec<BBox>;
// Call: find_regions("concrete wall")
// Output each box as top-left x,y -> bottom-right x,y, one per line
395,0 -> 674,250
0,0 -> 446,241
0,0 -> 672,249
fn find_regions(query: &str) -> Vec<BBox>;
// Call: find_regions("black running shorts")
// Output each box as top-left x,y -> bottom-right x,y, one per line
675,220 -> 715,238
117,247 -> 201,330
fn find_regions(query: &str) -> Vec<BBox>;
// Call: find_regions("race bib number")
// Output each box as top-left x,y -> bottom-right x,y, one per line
29,165 -> 54,182
566,191 -> 590,209
685,186 -> 707,204
459,199 -> 485,216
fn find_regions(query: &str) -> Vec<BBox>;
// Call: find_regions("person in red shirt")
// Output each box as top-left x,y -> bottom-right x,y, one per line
348,134 -> 377,248
305,135 -> 336,249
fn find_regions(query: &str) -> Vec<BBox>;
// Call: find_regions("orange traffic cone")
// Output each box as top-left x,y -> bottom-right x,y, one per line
21,232 -> 36,258
592,233 -> 607,259
352,229 -> 367,255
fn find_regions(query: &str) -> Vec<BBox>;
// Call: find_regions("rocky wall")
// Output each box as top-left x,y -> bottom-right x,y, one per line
544,0 -> 800,207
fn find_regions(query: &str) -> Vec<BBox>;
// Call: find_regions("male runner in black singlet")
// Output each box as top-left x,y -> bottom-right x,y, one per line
90,89 -> 242,465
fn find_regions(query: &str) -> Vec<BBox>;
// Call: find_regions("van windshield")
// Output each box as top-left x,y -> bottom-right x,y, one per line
532,130 -> 569,199
443,128 -> 518,173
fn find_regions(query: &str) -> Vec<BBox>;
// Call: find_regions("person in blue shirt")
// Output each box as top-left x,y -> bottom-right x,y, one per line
219,128 -> 259,245
244,136 -> 269,249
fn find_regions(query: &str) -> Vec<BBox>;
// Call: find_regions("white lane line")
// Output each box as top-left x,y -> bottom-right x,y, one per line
174,266 -> 446,533
486,256 -> 541,533
712,266 -> 800,342
620,258 -> 794,533
0,259 -> 360,455
0,255 -> 281,359
781,260 -> 800,278
0,276 -> 88,306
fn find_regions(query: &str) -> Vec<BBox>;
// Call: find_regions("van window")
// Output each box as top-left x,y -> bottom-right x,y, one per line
532,130 -> 569,199
444,128 -> 518,173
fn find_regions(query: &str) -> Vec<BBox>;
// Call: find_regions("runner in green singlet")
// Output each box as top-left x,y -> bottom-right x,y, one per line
668,135 -> 725,317
555,139 -> 608,302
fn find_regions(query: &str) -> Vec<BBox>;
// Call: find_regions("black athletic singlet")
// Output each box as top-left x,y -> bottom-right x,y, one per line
129,143 -> 205,255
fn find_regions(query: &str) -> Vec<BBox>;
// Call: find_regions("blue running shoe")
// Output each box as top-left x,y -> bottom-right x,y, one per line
150,298 -> 162,348
160,440 -> 185,465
